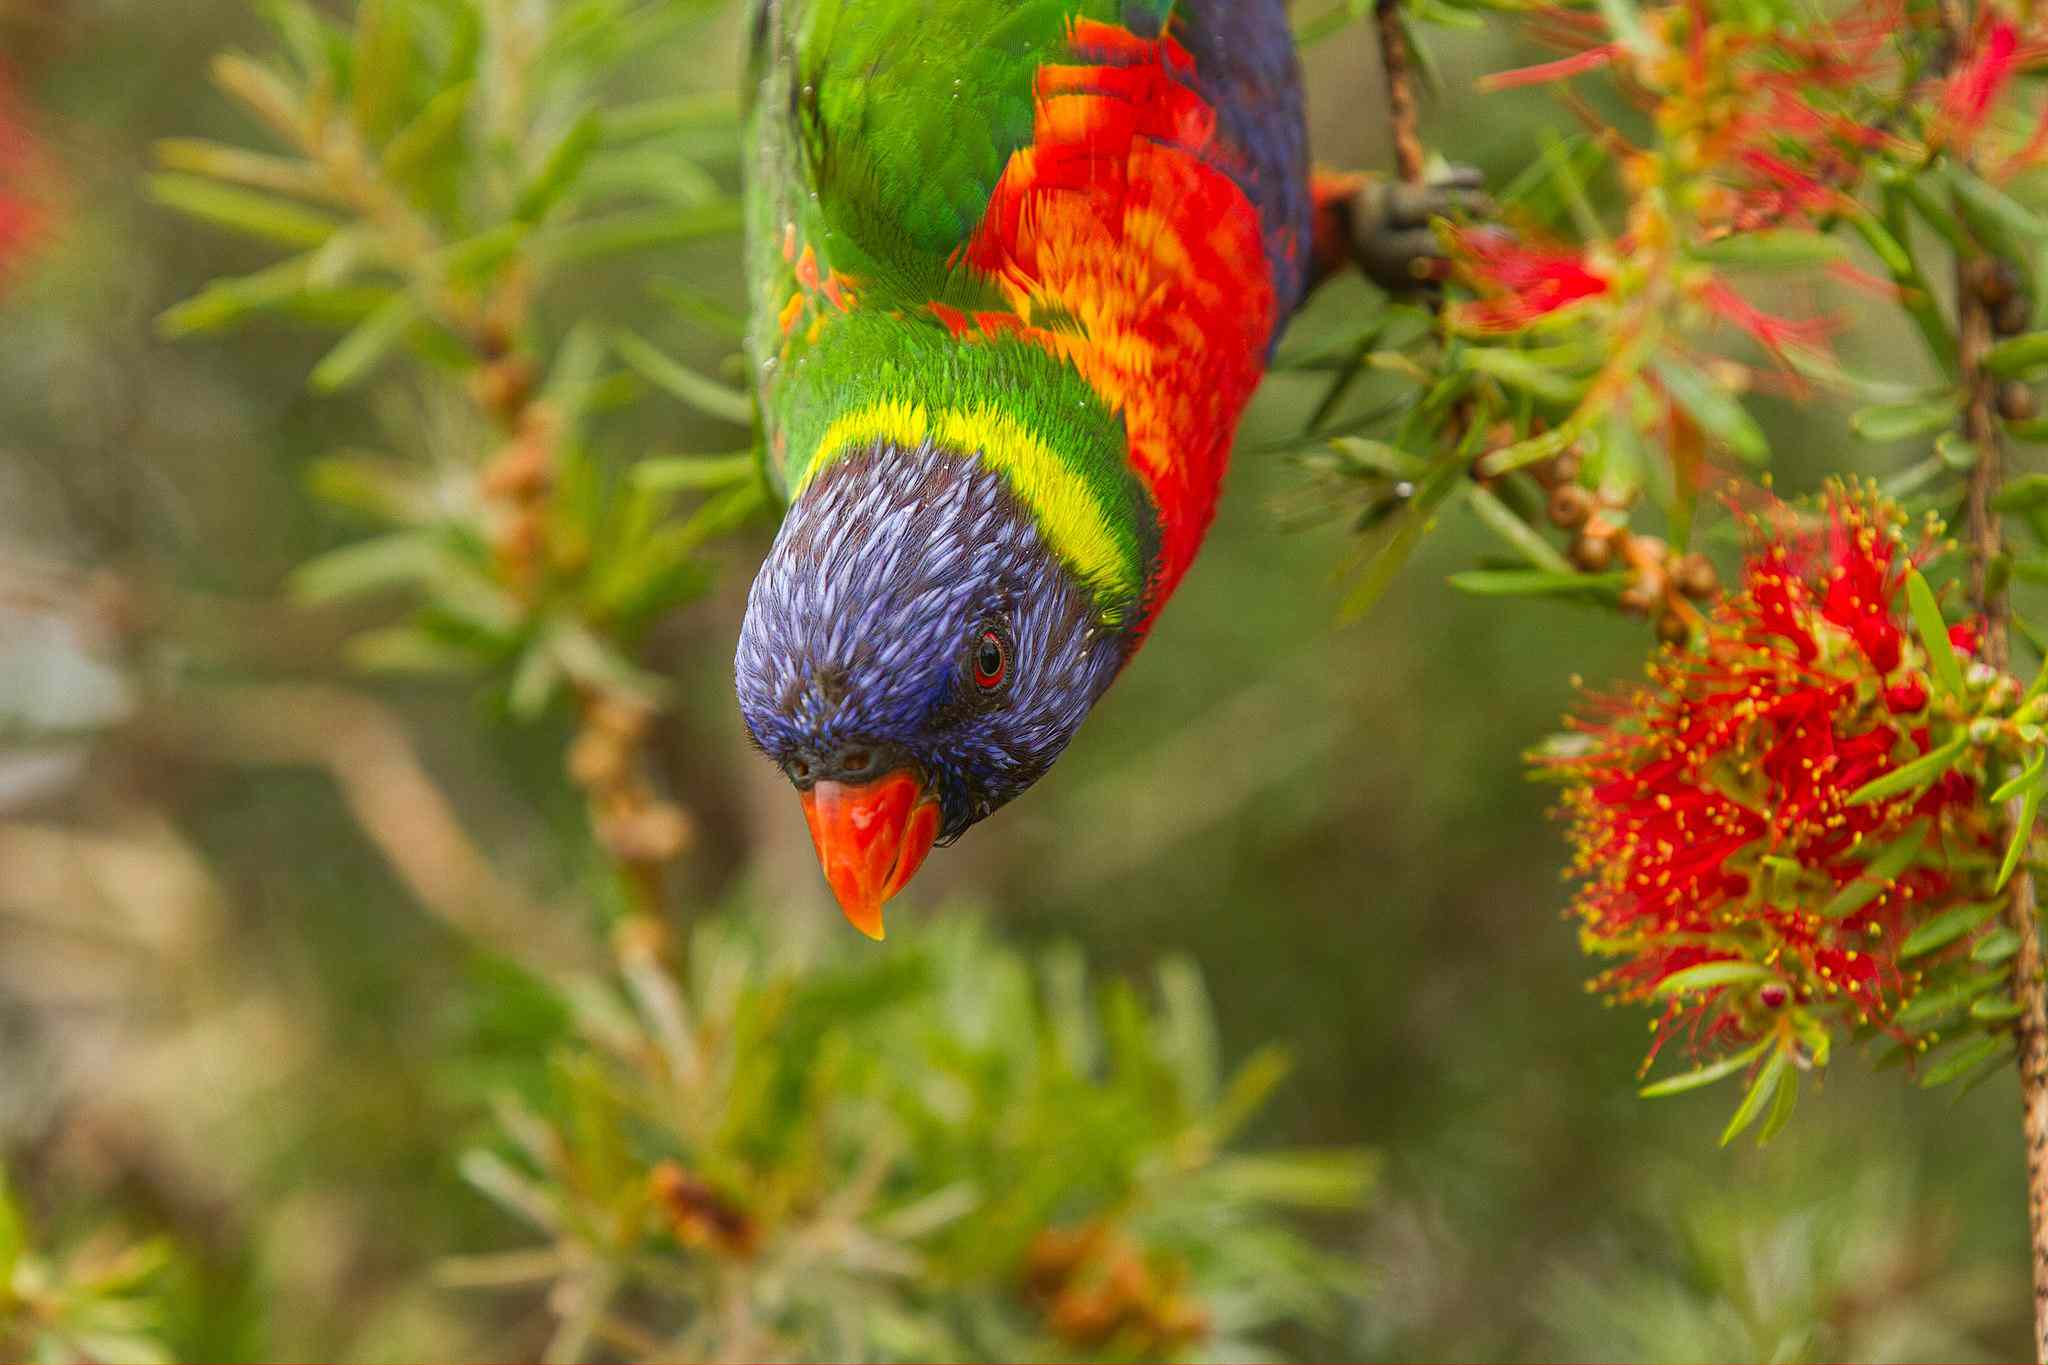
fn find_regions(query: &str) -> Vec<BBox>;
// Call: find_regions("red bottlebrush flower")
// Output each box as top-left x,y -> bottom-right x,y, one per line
1696,279 -> 1835,364
1477,45 -> 1617,92
0,63 -> 49,292
1544,485 -> 2004,1082
1450,229 -> 1610,332
1937,19 -> 2020,151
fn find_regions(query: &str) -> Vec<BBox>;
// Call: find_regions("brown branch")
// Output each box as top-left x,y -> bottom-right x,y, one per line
1942,3 -> 2048,1351
143,683 -> 607,989
1374,0 -> 1425,185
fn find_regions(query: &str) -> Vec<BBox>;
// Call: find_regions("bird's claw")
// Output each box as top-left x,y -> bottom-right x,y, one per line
1343,165 -> 1490,294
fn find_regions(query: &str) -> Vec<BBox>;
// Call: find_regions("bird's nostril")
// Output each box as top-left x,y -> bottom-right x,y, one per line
840,747 -> 872,774
785,756 -> 813,785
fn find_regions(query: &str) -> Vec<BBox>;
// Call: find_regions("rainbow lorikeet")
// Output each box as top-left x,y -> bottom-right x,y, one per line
735,0 -> 1460,936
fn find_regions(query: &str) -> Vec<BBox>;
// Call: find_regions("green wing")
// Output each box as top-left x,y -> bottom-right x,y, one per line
741,0 -> 1174,490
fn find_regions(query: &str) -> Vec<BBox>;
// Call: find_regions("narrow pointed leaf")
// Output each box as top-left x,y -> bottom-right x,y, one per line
309,294 -> 424,392
1920,1033 -> 2007,1087
1820,820 -> 1928,917
1987,333 -> 2048,380
1654,961 -> 1772,996
1971,994 -> 2026,1022
149,174 -> 339,246
1757,1068 -> 1799,1143
1905,569 -> 1966,698
1974,926 -> 2023,964
1639,1038 -> 1770,1097
1652,356 -> 1768,465
612,331 -> 753,426
1900,898 -> 2005,958
1991,749 -> 2047,803
1465,486 -> 1575,573
1851,397 -> 1963,443
1446,569 -> 1626,598
633,452 -> 759,493
1720,1046 -> 1789,1145
1996,784 -> 2042,892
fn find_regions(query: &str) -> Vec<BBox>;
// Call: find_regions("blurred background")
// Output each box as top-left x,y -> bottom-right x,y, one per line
0,0 -> 2036,1360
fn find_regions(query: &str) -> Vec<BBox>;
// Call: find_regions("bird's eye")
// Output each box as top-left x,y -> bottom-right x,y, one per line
971,628 -> 1009,692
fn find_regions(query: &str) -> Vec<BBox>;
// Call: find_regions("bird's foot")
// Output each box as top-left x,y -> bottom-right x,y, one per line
1314,165 -> 1490,295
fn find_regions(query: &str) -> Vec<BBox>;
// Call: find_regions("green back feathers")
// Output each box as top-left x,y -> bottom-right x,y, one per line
743,0 -> 1181,623
773,310 -> 1157,622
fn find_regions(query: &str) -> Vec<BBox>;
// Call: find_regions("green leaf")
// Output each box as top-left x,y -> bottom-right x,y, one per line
1463,348 -> 1586,404
1996,474 -> 2048,514
1465,485 -> 1575,573
633,452 -> 759,494
1852,397 -> 1963,443
1686,231 -> 1844,267
1639,1038 -> 1770,1097
1900,898 -> 2005,958
1919,1033 -> 2008,1087
157,254 -> 320,337
1906,569 -> 1966,699
1937,430 -> 1982,471
149,173 -> 339,247
309,293 -> 425,392
1446,569 -> 1627,598
382,81 -> 473,186
1848,211 -> 1960,379
351,0 -> 413,145
1820,820 -> 1928,917
289,532 -> 444,603
1209,1045 -> 1295,1144
611,331 -> 754,427
1974,926 -> 2023,964
258,0 -> 344,81
1340,459 -> 1466,620
1970,993 -> 2026,1022
1720,1046 -> 1789,1146
538,203 -> 743,265
1845,735 -> 1970,806
344,624 -> 483,675
1757,1066 -> 1799,1143
650,279 -> 747,342
1654,960 -> 1772,996
1896,973 -> 2004,1029
516,107 -> 602,222
1651,356 -> 1768,465
1987,333 -> 2048,380
1595,0 -> 1650,59
153,137 -> 332,200
1948,164 -> 2048,252
1997,784 -> 2042,893
1201,1150 -> 1381,1210
604,91 -> 737,143
2007,416 -> 2048,444
1991,749 -> 2048,804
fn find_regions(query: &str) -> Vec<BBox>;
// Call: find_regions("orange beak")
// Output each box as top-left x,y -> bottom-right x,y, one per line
798,768 -> 941,940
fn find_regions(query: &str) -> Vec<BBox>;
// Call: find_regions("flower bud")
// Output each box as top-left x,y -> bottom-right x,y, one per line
1999,381 -> 2038,423
1673,553 -> 1719,600
1547,483 -> 1595,529
1996,294 -> 2033,337
1883,679 -> 1928,714
1571,531 -> 1614,573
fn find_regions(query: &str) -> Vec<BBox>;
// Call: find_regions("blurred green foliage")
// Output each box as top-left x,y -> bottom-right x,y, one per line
0,0 -> 2039,1360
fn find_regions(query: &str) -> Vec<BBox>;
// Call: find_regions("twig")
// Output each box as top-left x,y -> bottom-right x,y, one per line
145,683 -> 607,988
1942,5 -> 2048,1354
1374,0 -> 1425,185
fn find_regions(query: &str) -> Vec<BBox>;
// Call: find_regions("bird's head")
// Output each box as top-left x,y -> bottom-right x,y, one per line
736,436 -> 1130,937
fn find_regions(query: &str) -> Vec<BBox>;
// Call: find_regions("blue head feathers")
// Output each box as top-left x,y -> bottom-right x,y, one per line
736,438 -> 1129,842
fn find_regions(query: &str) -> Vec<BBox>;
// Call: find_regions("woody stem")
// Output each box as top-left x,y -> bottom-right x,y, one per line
1950,102 -> 2048,1365
1374,0 -> 1425,185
